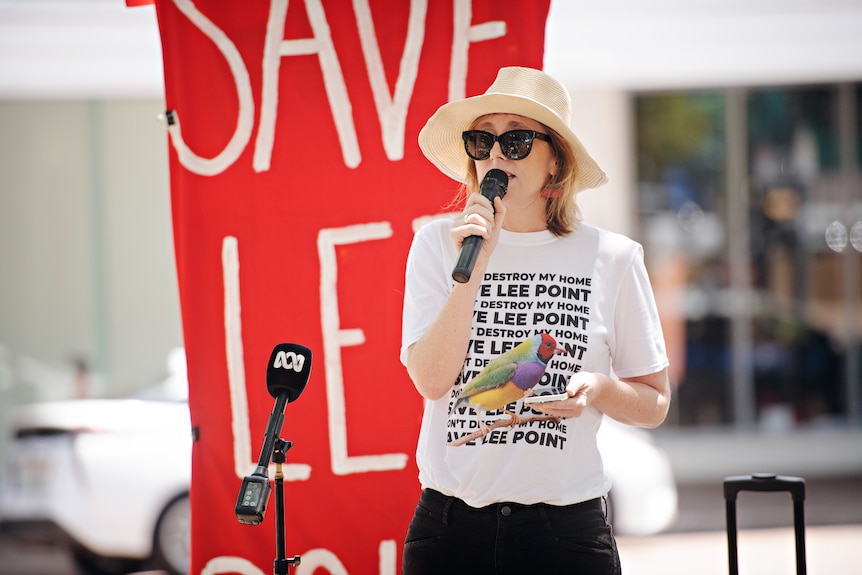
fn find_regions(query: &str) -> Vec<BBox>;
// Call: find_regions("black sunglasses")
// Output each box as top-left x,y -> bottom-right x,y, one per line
461,129 -> 552,161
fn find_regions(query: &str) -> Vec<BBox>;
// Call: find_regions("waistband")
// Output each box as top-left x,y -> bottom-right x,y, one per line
421,488 -> 604,514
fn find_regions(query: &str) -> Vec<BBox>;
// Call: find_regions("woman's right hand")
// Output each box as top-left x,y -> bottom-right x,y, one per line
450,193 -> 506,274
406,194 -> 506,400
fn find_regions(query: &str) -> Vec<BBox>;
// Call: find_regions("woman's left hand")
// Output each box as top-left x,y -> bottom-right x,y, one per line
530,368 -> 671,428
530,372 -> 605,419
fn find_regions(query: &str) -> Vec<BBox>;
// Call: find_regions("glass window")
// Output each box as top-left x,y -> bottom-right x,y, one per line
636,91 -> 731,425
635,83 -> 861,429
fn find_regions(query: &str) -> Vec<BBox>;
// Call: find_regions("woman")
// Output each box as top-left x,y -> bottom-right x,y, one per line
400,66 -> 670,574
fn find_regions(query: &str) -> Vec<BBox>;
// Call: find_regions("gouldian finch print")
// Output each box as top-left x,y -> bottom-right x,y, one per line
454,333 -> 566,422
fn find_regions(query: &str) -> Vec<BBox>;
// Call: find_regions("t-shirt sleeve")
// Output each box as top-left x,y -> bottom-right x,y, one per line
610,241 -> 670,378
400,219 -> 456,367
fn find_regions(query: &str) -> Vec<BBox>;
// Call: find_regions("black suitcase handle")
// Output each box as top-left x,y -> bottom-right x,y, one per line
723,473 -> 806,575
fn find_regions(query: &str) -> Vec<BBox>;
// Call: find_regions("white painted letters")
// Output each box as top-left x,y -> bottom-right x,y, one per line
254,0 -> 360,172
223,236 -> 312,481
167,0 -> 255,176
449,0 -> 507,101
168,0 -> 508,175
354,0 -> 427,160
317,223 -> 409,474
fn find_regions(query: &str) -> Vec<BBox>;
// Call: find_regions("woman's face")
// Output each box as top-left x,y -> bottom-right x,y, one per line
470,113 -> 558,203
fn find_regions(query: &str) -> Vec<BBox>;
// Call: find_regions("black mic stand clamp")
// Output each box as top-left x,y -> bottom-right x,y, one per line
272,439 -> 301,575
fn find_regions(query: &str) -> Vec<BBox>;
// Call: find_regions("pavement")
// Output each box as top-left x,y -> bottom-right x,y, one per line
3,522 -> 861,575
618,524 -> 862,575
618,425 -> 862,575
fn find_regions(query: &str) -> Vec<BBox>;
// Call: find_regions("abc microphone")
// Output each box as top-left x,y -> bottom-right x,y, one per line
452,168 -> 508,283
235,343 -> 312,525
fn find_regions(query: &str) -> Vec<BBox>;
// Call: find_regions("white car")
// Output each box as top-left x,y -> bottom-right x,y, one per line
0,384 -> 191,575
0,374 -> 676,575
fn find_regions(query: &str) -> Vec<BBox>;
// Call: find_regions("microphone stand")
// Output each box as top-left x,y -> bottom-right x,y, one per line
272,439 -> 301,575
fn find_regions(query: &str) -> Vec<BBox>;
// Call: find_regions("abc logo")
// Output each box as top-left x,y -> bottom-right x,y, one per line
272,350 -> 306,372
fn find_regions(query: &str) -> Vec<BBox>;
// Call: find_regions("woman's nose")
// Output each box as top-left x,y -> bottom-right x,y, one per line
489,140 -> 506,159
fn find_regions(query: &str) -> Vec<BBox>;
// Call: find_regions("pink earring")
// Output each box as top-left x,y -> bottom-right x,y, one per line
541,188 -> 563,198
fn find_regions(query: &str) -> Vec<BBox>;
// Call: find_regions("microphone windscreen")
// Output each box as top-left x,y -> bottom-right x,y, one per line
266,343 -> 312,402
481,168 -> 508,196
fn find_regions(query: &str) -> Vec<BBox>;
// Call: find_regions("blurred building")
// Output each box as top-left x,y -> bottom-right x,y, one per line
1,0 -> 860,443
0,1 -> 178,404
544,1 -> 862,435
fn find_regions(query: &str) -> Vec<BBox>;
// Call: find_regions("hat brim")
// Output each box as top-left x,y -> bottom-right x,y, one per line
418,92 -> 607,193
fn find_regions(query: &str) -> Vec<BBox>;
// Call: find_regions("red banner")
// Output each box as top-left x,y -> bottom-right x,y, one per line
153,1 -> 550,573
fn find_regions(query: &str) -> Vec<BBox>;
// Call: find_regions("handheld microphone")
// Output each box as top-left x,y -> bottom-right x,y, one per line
235,343 -> 312,525
452,168 -> 508,283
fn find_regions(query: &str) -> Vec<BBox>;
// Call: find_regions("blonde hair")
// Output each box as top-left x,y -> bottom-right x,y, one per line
454,125 -> 582,237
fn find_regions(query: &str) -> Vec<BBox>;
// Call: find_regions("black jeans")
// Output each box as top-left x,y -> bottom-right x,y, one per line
402,489 -> 621,575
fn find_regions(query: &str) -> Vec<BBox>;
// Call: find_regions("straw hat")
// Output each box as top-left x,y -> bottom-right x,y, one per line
418,66 -> 607,193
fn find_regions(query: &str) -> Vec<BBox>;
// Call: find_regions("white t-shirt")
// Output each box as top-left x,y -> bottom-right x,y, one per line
400,218 -> 669,508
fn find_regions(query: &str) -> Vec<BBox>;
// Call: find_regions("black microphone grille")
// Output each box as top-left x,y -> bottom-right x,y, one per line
266,343 -> 312,402
484,168 -> 509,188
